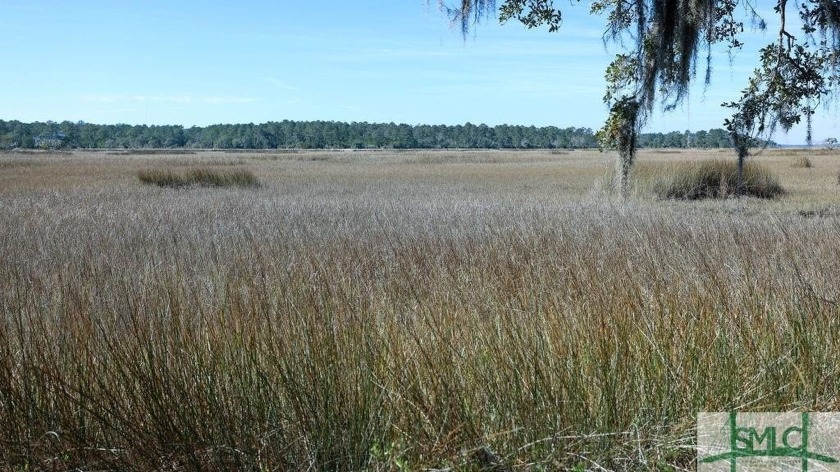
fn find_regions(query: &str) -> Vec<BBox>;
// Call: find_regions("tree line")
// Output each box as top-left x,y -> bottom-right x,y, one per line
0,119 -> 767,150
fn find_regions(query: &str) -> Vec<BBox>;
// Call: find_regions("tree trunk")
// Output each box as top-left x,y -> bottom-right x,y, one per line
616,125 -> 637,199
616,148 -> 633,199
731,130 -> 748,197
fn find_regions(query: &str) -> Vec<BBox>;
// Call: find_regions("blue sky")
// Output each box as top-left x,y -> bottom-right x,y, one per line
2,1 -> 837,144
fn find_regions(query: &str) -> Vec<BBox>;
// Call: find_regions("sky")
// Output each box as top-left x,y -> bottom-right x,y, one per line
1,0 -> 837,144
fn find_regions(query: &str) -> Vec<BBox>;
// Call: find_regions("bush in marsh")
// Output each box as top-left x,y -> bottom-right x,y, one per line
650,159 -> 784,199
137,167 -> 260,188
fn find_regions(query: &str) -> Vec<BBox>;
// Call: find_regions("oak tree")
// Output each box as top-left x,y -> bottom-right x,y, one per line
438,0 -> 840,196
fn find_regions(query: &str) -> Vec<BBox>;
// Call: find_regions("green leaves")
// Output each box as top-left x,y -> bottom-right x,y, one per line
439,0 -> 840,198
724,36 -> 833,147
499,0 -> 563,31
603,54 -> 640,104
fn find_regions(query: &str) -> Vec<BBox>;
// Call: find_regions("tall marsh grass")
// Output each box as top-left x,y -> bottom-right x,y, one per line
638,159 -> 785,199
137,167 -> 260,188
791,155 -> 813,168
2,153 -> 840,470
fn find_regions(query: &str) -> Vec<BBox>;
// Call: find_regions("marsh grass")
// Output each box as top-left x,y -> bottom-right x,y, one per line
137,167 -> 260,188
791,155 -> 814,168
2,150 -> 840,470
159,157 -> 247,167
771,147 -> 836,157
107,149 -> 197,155
400,150 -> 561,165
638,159 -> 785,199
0,158 -> 43,169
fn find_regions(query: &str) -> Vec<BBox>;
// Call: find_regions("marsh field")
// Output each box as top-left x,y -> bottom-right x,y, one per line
2,148 -> 840,470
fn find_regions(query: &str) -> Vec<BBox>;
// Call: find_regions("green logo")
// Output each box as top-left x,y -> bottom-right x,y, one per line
701,412 -> 838,471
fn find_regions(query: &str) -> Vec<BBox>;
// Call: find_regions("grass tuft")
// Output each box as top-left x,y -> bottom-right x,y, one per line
791,156 -> 813,168
649,159 -> 784,199
137,167 -> 260,188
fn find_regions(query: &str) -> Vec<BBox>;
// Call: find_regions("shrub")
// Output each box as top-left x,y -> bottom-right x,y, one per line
138,167 -> 260,188
651,159 -> 784,200
137,168 -> 188,187
790,156 -> 813,168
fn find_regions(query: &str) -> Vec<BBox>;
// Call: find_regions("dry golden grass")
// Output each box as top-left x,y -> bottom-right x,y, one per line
1,148 -> 840,470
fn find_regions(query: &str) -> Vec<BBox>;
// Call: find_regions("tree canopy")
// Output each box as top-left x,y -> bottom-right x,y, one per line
440,0 -> 840,194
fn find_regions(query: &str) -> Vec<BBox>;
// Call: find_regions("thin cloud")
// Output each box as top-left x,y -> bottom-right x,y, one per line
202,95 -> 258,104
265,78 -> 300,91
79,94 -> 191,104
78,94 -> 257,105
337,47 -> 455,61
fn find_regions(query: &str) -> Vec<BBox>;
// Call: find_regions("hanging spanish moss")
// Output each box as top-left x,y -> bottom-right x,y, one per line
443,0 -> 840,112
809,0 -> 840,49
608,97 -> 641,197
441,0 -> 840,197
595,0 -> 734,123
437,0 -> 497,36
804,0 -> 840,99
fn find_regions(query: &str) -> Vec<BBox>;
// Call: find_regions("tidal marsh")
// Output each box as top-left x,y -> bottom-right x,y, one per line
1,148 -> 839,470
